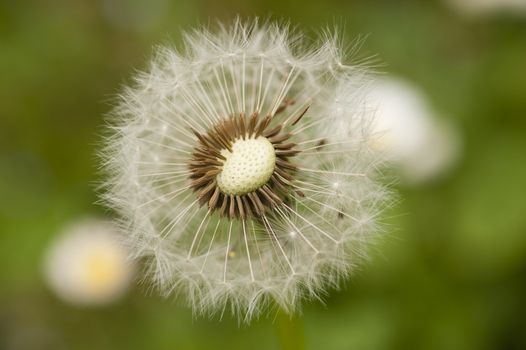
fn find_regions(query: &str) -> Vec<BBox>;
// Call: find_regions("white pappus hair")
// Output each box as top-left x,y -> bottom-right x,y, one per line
101,19 -> 391,322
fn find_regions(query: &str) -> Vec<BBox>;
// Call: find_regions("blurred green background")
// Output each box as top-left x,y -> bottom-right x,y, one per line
1,0 -> 526,349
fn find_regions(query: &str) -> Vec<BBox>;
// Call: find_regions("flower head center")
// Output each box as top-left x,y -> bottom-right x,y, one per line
188,111 -> 303,219
217,136 -> 276,195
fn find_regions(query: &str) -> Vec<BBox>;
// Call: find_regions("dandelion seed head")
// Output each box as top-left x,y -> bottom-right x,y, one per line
43,219 -> 134,306
367,77 -> 461,184
445,0 -> 526,17
101,19 -> 390,322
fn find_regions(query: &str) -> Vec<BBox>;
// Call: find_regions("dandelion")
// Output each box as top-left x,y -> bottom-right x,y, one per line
43,218 -> 134,306
444,0 -> 526,17
102,20 -> 390,321
367,77 -> 461,185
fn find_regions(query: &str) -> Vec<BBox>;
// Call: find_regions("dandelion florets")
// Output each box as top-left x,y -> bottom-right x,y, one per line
101,19 -> 390,322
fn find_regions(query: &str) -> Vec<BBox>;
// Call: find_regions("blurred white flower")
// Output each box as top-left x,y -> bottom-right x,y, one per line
445,0 -> 526,17
101,19 -> 390,321
43,218 -> 134,306
368,78 -> 461,185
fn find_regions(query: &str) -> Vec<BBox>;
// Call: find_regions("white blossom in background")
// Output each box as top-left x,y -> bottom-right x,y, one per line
101,20 -> 391,322
445,0 -> 526,17
367,77 -> 461,185
43,218 -> 134,306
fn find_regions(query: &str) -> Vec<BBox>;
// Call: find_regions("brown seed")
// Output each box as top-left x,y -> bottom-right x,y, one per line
188,105 -> 308,220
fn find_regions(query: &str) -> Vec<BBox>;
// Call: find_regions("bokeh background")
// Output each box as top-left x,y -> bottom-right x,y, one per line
1,0 -> 526,349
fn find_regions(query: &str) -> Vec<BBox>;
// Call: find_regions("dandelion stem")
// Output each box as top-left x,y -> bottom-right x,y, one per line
275,310 -> 305,350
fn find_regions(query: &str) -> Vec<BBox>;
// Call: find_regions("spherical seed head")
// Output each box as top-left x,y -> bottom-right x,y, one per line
367,77 -> 461,184
217,136 -> 276,195
43,219 -> 134,306
101,19 -> 391,322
